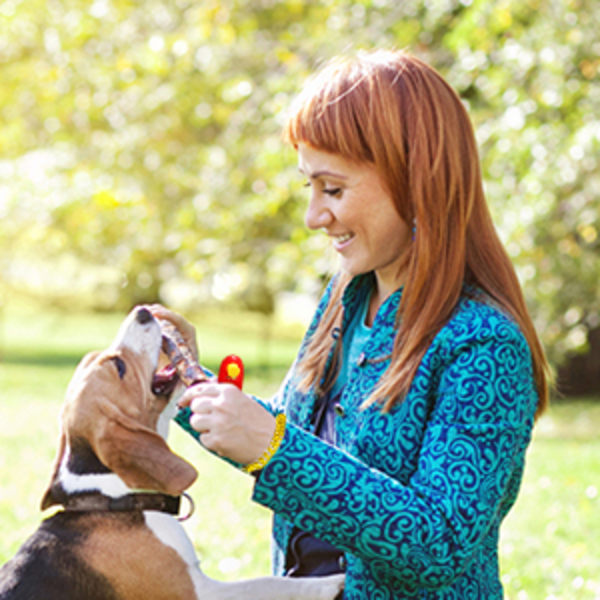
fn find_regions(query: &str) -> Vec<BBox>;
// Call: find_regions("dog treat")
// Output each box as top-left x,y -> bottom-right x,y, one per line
158,319 -> 209,387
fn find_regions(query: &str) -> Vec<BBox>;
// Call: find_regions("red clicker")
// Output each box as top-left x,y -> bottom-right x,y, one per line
217,355 -> 244,389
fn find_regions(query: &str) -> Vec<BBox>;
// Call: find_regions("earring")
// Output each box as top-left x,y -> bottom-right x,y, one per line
412,218 -> 417,241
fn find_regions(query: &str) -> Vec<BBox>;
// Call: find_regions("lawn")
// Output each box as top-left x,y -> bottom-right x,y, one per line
1,300 -> 599,598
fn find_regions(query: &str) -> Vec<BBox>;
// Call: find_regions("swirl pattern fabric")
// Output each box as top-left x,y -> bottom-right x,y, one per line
250,274 -> 539,599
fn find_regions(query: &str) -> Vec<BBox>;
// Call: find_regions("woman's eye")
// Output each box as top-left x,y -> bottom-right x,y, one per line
301,180 -> 341,197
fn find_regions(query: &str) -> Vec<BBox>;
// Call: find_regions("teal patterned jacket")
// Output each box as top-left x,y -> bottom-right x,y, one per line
177,273 -> 539,599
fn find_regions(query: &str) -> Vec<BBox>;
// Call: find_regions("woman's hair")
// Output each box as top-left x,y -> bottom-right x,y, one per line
284,49 -> 550,417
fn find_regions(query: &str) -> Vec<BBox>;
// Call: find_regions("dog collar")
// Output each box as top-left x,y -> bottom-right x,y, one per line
62,492 -> 194,521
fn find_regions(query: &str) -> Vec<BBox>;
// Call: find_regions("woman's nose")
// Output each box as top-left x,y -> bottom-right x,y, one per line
304,195 -> 333,230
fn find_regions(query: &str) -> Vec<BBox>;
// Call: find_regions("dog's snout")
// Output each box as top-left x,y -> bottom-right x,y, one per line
136,308 -> 154,325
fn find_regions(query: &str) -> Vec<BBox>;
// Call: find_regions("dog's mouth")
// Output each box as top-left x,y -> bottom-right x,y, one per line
151,363 -> 180,397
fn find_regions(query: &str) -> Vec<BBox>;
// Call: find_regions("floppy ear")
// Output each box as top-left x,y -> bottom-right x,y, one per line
92,409 -> 198,496
40,430 -> 67,510
41,351 -> 102,510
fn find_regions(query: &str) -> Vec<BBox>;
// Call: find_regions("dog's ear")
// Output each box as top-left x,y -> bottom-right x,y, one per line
92,411 -> 198,495
40,430 -> 67,510
41,351 -> 103,510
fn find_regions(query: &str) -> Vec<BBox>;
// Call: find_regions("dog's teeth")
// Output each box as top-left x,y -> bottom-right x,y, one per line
151,365 -> 178,396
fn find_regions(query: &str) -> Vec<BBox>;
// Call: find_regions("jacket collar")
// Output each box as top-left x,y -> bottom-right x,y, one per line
340,273 -> 404,330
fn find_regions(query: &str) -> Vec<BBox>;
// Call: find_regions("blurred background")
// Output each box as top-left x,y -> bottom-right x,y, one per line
1,0 -> 599,598
1,0 -> 598,389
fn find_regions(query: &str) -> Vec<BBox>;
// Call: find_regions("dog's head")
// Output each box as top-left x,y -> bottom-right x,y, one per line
41,307 -> 197,509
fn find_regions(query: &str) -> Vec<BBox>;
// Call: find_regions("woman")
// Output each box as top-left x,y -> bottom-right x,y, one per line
154,49 -> 550,599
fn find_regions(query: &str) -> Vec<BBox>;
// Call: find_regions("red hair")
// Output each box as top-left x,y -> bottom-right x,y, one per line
285,50 -> 549,417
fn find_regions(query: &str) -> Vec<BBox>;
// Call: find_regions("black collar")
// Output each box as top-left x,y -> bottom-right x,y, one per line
62,492 -> 184,517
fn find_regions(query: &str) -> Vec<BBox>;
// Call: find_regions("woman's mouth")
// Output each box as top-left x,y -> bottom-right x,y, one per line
332,232 -> 354,250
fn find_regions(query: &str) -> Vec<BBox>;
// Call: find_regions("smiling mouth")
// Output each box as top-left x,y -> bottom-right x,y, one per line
331,232 -> 355,248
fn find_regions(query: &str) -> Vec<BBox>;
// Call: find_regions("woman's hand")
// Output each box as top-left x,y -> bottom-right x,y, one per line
179,382 -> 276,466
148,304 -> 199,361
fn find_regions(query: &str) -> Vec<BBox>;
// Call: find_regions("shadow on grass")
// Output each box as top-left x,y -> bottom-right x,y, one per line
0,349 -> 82,368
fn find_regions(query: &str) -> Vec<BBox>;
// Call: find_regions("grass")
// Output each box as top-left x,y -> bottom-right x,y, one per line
1,301 -> 599,598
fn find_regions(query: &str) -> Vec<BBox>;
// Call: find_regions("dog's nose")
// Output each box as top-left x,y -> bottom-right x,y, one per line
136,308 -> 154,325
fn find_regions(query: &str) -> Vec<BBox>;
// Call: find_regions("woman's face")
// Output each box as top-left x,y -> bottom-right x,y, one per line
298,143 -> 411,297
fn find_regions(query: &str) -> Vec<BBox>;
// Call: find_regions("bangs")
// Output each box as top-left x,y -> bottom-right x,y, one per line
283,58 -> 375,163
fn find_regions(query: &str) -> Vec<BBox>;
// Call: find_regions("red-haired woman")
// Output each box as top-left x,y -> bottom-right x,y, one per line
156,49 -> 550,599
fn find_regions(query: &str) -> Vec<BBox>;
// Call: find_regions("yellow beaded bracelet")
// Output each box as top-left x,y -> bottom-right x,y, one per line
243,413 -> 287,474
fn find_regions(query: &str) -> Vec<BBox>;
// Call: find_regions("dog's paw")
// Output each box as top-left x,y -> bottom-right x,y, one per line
314,573 -> 345,600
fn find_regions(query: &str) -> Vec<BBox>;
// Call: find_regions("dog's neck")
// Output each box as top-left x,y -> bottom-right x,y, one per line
45,439 -> 184,517
58,438 -> 133,499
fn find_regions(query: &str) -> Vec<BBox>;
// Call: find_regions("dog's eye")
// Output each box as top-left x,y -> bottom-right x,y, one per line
110,356 -> 127,379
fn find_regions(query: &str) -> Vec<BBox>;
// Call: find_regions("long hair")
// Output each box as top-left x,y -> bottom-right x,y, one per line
285,49 -> 549,417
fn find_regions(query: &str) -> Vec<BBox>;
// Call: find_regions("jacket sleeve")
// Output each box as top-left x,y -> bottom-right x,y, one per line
251,317 -> 538,589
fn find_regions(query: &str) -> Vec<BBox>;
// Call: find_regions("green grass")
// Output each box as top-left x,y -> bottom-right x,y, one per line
1,301 -> 599,598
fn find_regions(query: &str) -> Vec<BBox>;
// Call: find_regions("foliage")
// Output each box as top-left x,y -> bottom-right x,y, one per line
0,0 -> 598,366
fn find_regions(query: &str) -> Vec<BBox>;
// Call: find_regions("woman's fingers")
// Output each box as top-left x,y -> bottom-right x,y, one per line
179,382 -> 218,409
147,304 -> 199,359
189,413 -> 211,433
179,382 -> 276,465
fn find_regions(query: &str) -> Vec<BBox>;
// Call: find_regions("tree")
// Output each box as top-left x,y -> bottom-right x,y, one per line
1,0 -> 598,375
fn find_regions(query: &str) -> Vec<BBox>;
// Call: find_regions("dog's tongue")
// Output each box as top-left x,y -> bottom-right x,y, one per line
151,364 -> 179,396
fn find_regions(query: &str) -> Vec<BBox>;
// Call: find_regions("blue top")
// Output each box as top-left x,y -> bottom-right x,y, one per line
176,272 -> 540,599
286,291 -> 372,577
333,292 -> 373,393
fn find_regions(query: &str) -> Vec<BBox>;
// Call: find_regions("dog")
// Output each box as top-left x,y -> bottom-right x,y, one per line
0,306 -> 345,599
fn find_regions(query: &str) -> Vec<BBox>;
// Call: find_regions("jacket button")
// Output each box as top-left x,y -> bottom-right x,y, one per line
357,352 -> 367,366
338,554 -> 347,571
334,402 -> 346,417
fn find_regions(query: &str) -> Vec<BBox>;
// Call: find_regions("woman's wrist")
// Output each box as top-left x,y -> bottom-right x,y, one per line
243,413 -> 287,474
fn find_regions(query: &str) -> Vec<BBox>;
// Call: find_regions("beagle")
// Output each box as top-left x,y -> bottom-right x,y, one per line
0,307 -> 344,600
